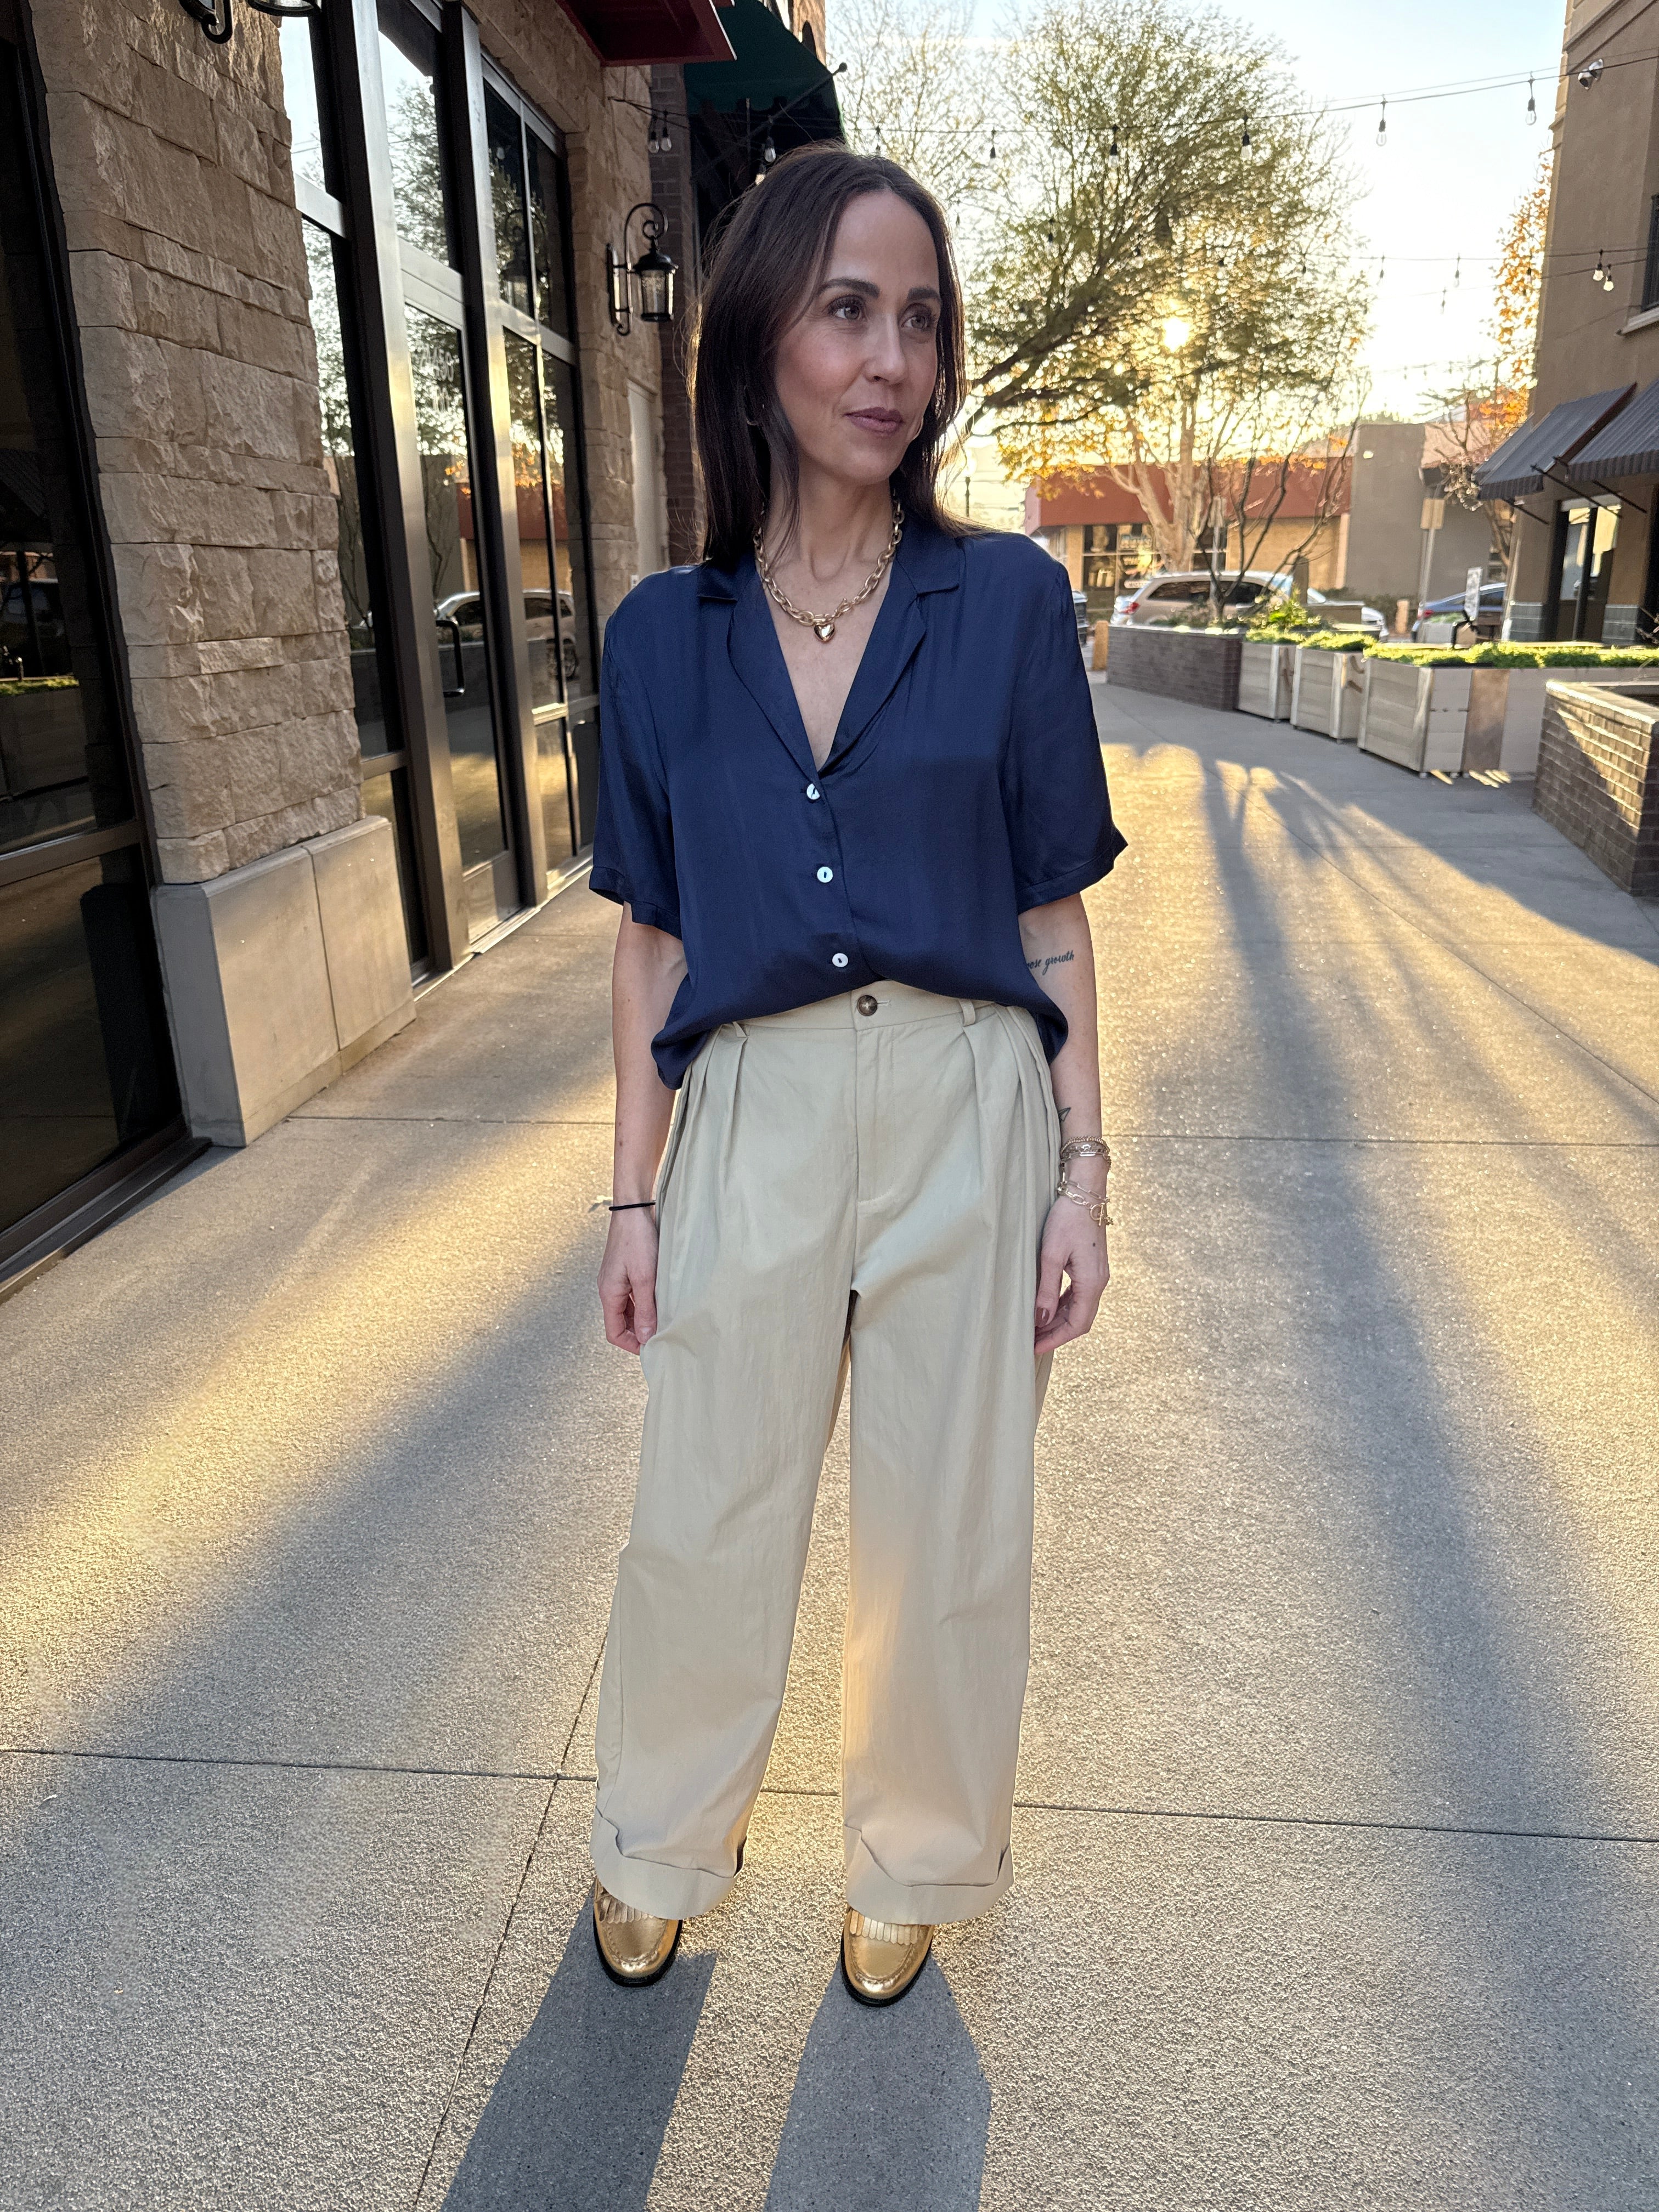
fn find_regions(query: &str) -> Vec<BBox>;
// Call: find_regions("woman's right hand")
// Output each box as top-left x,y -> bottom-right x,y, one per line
599,1209 -> 661,1355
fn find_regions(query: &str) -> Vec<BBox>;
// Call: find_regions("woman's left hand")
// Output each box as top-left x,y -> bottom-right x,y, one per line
1034,1195 -> 1110,1356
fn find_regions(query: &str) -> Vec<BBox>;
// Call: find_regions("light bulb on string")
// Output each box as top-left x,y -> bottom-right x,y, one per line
1108,127 -> 1120,162
761,130 -> 777,166
1241,122 -> 1251,158
1453,256 -> 1460,287
1375,98 -> 1387,148
661,114 -> 672,151
1526,75 -> 1537,123
988,126 -> 997,162
1593,251 -> 1606,284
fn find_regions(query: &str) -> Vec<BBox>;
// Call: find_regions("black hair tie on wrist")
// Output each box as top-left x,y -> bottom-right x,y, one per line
607,1199 -> 656,1211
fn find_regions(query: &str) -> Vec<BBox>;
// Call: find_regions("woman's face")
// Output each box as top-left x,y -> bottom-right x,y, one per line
771,189 -> 942,493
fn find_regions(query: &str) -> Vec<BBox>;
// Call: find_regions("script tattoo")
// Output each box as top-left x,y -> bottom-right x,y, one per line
1026,949 -> 1075,979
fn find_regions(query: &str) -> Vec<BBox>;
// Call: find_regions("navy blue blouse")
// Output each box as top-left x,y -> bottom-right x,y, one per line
589,516 -> 1126,1088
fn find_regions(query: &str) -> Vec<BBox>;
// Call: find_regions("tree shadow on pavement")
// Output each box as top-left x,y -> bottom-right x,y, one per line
441,1900 -> 714,2210
763,1961 -> 989,2211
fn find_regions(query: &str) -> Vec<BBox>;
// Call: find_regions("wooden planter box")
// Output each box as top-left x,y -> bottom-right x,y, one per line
1237,641 -> 1292,719
1290,648 -> 1363,741
0,683 -> 85,797
1358,661 -> 1470,774
1104,623 -> 1242,712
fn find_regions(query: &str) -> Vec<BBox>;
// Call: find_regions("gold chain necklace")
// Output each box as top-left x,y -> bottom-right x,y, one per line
754,501 -> 904,642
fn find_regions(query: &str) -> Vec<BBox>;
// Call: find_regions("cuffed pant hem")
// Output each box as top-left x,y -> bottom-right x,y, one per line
843,1827 -> 1015,1927
590,1810 -> 736,1921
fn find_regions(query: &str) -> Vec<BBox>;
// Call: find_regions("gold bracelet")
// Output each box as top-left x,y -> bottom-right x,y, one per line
1058,1137 -> 1111,1171
1055,1174 -> 1111,1227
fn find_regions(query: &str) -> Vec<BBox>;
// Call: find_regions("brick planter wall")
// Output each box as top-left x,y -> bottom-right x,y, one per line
1533,680 -> 1659,895
1104,624 -> 1242,712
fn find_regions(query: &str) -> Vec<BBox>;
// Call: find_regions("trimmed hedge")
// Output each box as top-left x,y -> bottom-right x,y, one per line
0,675 -> 77,696
1368,641 -> 1659,670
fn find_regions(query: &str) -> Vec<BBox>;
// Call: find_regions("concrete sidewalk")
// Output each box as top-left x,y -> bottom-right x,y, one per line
3,682 -> 1656,2209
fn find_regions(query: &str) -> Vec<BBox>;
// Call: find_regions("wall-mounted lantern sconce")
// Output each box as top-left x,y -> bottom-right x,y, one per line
607,204 -> 677,337
178,0 -> 318,48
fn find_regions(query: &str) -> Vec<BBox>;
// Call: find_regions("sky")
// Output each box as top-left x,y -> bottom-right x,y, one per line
1222,0 -> 1565,416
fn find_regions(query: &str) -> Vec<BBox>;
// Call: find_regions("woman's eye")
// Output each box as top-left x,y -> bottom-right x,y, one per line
829,296 -> 864,320
905,311 -> 937,336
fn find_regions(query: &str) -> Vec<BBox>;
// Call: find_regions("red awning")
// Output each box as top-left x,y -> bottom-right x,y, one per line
554,0 -> 736,66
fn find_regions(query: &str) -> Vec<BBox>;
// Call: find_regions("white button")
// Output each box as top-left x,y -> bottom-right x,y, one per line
831,952 -> 849,968
805,783 -> 820,800
816,866 -> 834,883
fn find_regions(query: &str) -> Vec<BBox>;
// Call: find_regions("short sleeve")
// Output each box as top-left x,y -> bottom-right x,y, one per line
590,623 -> 682,937
1001,557 -> 1126,910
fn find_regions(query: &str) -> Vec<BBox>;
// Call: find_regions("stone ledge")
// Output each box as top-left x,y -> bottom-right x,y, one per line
152,814 -> 414,1146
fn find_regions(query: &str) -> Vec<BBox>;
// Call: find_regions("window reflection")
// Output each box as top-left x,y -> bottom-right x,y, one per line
378,0 -> 453,266
407,304 -> 507,872
548,356 -> 595,696
505,333 -> 577,867
302,222 -> 396,759
279,17 -> 331,194
0,852 -> 176,1234
528,131 -> 569,338
486,88 -> 532,317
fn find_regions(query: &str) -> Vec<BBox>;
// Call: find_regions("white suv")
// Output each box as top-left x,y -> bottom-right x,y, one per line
1114,570 -> 1386,636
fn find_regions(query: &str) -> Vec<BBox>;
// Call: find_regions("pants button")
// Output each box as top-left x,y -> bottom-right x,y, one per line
856,994 -> 879,1017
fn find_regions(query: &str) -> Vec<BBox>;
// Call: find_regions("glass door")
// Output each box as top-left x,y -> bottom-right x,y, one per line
379,0 -> 517,940
483,77 -> 601,873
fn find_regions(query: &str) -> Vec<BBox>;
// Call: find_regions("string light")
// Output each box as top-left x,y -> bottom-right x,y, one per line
1241,121 -> 1252,157
1108,126 -> 1121,161
1592,250 -> 1606,283
761,129 -> 777,165
1526,74 -> 1537,123
988,126 -> 997,162
1375,97 -> 1387,146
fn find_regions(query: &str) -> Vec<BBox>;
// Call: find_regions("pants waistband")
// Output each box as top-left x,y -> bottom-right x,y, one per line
731,981 -> 991,1036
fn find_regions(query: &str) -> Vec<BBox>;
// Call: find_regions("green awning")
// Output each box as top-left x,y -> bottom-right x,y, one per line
684,0 -> 840,131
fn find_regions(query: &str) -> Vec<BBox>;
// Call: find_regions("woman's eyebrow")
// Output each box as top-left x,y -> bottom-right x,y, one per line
814,276 -> 942,303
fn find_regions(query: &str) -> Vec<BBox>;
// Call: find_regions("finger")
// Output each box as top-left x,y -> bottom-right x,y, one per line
1034,1284 -> 1073,1356
631,1267 -> 658,1346
599,1282 -> 641,1356
1034,1246 -> 1066,1331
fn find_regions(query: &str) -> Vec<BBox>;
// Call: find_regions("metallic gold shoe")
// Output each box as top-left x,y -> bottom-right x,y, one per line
591,1878 -> 681,1988
840,1909 -> 934,2007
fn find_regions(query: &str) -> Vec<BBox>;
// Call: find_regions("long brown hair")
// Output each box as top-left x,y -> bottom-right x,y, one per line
691,143 -> 969,569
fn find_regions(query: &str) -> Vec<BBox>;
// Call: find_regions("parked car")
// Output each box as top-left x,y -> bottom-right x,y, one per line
1112,570 -> 1281,623
1114,568 -> 1387,636
1412,581 -> 1506,641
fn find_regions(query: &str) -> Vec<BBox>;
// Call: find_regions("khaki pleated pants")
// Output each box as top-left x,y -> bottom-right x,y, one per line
591,980 -> 1059,1926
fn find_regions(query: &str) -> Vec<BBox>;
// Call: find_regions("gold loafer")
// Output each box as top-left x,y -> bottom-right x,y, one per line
591,1878 -> 681,1988
840,1909 -> 934,2007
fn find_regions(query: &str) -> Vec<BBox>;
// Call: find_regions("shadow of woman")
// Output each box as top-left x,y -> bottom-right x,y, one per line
443,1899 -> 714,2209
763,1959 -> 990,2211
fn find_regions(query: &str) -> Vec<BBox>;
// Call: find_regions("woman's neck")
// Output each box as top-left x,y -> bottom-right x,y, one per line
766,471 -> 895,587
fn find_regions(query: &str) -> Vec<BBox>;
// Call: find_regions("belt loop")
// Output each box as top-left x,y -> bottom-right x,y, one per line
958,998 -> 978,1027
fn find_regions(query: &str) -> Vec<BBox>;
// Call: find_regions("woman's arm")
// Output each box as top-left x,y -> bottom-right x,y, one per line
598,910 -> 687,1355
1019,891 -> 1110,1356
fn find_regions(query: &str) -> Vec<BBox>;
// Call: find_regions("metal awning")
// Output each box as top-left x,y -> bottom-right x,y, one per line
1569,376 -> 1659,481
684,0 -> 840,127
1475,384 -> 1635,501
555,0 -> 735,67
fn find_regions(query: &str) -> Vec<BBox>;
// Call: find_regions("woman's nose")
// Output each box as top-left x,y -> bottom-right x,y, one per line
864,314 -> 907,381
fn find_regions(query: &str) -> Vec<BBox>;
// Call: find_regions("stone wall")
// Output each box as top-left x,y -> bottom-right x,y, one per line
31,0 -> 357,885
650,61 -> 702,567
1104,623 -> 1243,713
1534,680 -> 1659,896
476,2 -> 659,626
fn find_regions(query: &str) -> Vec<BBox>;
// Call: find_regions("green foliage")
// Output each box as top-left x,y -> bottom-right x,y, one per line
0,675 -> 77,696
1368,642 -> 1659,669
1296,630 -> 1371,652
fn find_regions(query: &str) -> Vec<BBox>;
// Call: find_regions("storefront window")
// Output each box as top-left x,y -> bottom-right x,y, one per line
279,17 -> 332,195
379,0 -> 454,267
486,87 -> 532,317
529,132 -> 571,341
0,32 -> 177,1253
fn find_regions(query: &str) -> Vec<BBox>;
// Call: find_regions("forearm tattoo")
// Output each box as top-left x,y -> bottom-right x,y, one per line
1026,948 -> 1075,979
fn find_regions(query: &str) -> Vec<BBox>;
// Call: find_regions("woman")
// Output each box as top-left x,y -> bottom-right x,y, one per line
587,143 -> 1124,2008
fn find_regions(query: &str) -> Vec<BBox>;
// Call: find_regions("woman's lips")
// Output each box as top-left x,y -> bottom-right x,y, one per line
845,409 -> 906,435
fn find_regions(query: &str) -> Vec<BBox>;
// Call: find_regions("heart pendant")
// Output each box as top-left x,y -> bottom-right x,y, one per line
813,619 -> 836,642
